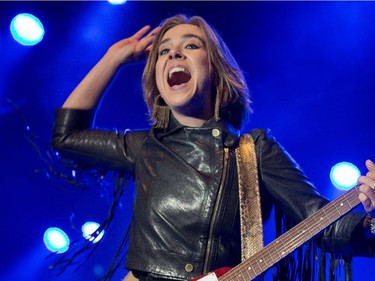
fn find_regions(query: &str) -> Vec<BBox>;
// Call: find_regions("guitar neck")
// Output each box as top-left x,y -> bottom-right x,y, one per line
219,186 -> 360,281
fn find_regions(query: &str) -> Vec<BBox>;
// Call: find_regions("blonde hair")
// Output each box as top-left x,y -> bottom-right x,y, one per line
142,14 -> 251,130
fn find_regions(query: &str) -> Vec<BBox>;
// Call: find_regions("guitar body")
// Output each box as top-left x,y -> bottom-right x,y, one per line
190,267 -> 231,281
191,267 -> 262,281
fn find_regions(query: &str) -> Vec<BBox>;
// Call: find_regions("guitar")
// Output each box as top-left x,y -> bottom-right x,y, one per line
192,185 -> 361,281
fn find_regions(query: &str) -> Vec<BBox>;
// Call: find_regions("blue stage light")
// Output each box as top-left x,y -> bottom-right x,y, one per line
108,0 -> 127,5
82,222 -> 104,243
330,162 -> 360,190
43,227 -> 70,253
10,13 -> 45,46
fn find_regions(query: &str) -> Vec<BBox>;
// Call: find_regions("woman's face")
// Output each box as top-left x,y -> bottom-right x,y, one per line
155,24 -> 213,124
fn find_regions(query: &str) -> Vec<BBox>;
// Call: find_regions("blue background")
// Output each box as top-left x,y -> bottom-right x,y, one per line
0,1 -> 374,280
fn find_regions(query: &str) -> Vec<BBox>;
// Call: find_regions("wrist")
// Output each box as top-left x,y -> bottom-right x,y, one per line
369,217 -> 375,235
105,45 -> 132,69
365,215 -> 375,236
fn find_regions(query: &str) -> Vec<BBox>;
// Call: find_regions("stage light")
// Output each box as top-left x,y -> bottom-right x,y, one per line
330,162 -> 360,190
108,0 -> 127,5
43,227 -> 70,253
10,13 -> 45,46
82,222 -> 104,243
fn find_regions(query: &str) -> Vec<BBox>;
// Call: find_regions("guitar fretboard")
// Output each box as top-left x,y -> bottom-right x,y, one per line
219,186 -> 360,280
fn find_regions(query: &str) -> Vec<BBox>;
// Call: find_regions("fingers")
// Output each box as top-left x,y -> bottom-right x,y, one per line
131,25 -> 152,40
132,25 -> 161,42
365,159 -> 375,178
144,28 -> 161,54
359,191 -> 373,212
111,25 -> 160,62
142,26 -> 161,46
366,159 -> 375,170
134,26 -> 161,56
148,26 -> 162,37
358,175 -> 375,188
358,159 -> 375,186
359,159 -> 375,215
359,185 -> 375,215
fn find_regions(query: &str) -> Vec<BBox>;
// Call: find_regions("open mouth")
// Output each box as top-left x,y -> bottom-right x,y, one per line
167,67 -> 191,87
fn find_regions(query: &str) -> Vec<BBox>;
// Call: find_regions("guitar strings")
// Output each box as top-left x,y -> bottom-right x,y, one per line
219,186 -> 360,281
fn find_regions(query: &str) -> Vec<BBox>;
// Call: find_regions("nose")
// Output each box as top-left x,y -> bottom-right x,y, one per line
169,49 -> 184,60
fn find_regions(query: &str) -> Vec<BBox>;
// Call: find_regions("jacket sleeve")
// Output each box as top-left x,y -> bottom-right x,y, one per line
251,128 -> 375,257
51,108 -> 148,174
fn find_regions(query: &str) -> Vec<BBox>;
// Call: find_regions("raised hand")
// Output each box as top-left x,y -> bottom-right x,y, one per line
107,25 -> 161,66
62,25 -> 160,110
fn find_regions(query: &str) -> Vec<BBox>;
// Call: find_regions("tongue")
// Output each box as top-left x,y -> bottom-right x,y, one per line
168,72 -> 191,87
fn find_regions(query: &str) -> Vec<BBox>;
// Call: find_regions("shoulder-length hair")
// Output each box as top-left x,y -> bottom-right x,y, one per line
142,14 -> 251,130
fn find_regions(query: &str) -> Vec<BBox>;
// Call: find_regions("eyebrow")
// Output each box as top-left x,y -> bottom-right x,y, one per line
159,33 -> 205,48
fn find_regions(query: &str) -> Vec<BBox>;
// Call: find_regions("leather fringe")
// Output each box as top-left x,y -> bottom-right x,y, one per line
273,209 -> 353,281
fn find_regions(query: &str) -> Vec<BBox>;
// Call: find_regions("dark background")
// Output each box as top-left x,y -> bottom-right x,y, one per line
0,1 -> 374,280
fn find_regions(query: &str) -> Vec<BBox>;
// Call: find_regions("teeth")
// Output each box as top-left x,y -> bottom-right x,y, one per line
168,67 -> 187,78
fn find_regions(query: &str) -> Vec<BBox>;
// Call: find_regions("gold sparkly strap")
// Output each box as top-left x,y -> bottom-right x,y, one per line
235,134 -> 264,261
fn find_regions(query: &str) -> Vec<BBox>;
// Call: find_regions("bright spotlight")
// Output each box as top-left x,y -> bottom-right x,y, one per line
82,222 -> 104,243
330,162 -> 360,190
108,0 -> 127,5
10,13 -> 45,46
43,227 -> 70,253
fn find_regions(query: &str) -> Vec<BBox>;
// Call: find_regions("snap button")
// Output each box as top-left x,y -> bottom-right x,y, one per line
185,263 -> 194,272
211,128 -> 221,137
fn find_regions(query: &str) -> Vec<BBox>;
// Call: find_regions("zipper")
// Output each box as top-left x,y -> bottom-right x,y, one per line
203,147 -> 230,273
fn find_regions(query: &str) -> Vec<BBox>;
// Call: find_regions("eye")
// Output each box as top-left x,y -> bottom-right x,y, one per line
185,44 -> 199,50
159,48 -> 169,56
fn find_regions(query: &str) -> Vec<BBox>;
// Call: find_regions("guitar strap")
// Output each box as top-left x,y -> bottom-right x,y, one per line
235,134 -> 264,261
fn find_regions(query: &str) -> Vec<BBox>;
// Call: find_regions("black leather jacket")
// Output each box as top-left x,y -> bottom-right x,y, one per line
51,108 -> 373,280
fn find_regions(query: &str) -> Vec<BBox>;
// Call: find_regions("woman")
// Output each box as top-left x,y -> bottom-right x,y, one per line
52,14 -> 375,281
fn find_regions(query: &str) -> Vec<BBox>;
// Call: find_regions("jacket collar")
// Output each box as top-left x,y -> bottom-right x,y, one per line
152,114 -> 241,148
